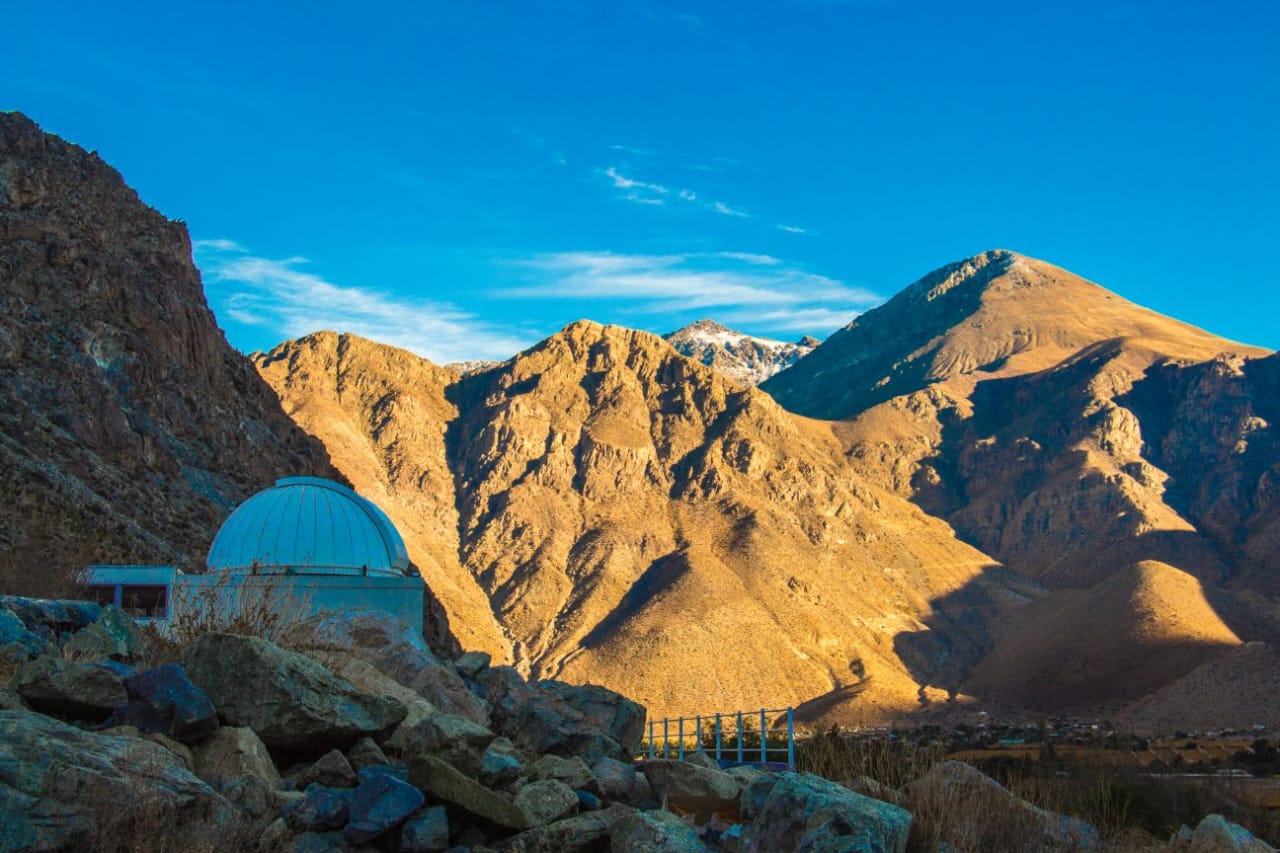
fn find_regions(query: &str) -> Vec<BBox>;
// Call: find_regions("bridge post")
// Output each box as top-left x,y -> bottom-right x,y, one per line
696,715 -> 702,754
760,708 -> 767,763
648,719 -> 654,759
736,711 -> 744,764
715,713 -> 722,763
787,707 -> 795,770
678,717 -> 685,761
663,718 -> 669,758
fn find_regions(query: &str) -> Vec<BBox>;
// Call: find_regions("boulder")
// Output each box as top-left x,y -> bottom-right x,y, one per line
11,655 -> 127,718
641,758 -> 741,801
347,737 -> 390,772
0,709 -> 231,852
402,710 -> 495,778
63,606 -> 141,662
383,699 -> 440,754
408,754 -> 530,831
494,804 -> 634,853
740,771 -> 912,853
455,650 -> 491,678
0,595 -> 101,633
481,736 -> 526,788
529,754 -> 602,796
193,726 -> 281,788
284,787 -> 351,832
539,681 -> 646,758
181,632 -> 406,749
288,830 -> 353,853
0,685 -> 29,711
576,789 -> 603,811
1190,814 -> 1275,852
0,605 -> 48,661
476,666 -> 628,764
409,658 -> 492,726
683,750 -> 719,770
345,766 -> 426,843
109,662 -> 218,743
291,608 -> 434,686
296,749 -> 358,789
590,756 -> 637,801
401,804 -> 451,852
514,779 -> 580,827
610,809 -> 708,852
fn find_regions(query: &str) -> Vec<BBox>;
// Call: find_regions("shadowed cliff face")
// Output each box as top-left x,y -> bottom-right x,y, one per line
258,322 -> 1010,723
0,112 -> 338,577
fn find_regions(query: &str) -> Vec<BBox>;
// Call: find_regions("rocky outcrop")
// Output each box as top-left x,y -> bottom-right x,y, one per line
0,111 -> 337,584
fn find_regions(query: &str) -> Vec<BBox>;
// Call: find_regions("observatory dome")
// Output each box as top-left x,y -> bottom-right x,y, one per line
207,477 -> 410,577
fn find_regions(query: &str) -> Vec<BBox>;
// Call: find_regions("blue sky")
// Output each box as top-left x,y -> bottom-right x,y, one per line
4,1 -> 1278,362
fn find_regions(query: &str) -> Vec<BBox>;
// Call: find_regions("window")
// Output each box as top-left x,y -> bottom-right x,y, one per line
85,585 -> 118,607
120,585 -> 168,619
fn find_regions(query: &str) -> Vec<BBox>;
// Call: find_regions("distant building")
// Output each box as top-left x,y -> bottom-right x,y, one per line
84,477 -> 425,632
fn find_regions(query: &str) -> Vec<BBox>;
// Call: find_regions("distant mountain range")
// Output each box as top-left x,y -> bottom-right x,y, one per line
664,319 -> 817,386
4,110 -> 1278,731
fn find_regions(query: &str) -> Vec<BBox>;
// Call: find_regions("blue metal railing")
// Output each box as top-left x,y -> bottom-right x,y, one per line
644,707 -> 795,770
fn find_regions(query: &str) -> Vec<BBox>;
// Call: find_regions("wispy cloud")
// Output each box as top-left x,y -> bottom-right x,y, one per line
194,240 -> 536,364
601,165 -> 751,219
777,224 -> 808,235
506,251 -> 878,335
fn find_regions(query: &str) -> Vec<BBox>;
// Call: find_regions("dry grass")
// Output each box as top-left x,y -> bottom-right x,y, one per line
796,731 -> 1280,852
139,571 -> 313,666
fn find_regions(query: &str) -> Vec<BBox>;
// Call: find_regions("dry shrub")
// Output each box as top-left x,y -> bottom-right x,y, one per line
903,767 -> 1072,853
797,729 -> 946,790
139,571 -> 312,666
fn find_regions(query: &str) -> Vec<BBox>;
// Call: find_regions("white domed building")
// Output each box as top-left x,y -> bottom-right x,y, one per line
85,477 -> 426,633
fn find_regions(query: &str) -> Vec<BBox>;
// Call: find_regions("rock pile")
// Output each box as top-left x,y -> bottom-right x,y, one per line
0,597 -> 938,852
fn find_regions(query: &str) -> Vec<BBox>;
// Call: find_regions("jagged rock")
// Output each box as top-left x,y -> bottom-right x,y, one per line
63,606 -> 141,662
291,609 -> 436,686
0,709 -> 231,852
194,726 -> 281,789
401,804 -> 451,852
296,749 -> 359,789
345,767 -> 426,843
409,658 -> 492,726
665,319 -> 815,386
0,606 -> 47,661
575,789 -> 602,811
683,750 -> 718,770
495,804 -> 634,853
408,754 -> 530,831
11,655 -> 127,718
284,787 -> 351,832
529,754 -> 601,796
514,779 -> 579,827
628,773 -> 654,807
217,774 -> 275,821
455,650 -> 492,678
610,810 -> 708,852
1190,814 -> 1275,852
739,771 -> 912,853
384,699 -> 441,754
538,682 -> 646,759
108,662 -> 218,743
347,737 -> 390,772
303,648 -> 428,708
402,710 -> 495,778
181,632 -> 407,749
590,756 -> 637,801
259,817 -> 290,852
481,736 -> 525,788
0,595 -> 101,633
476,666 -> 628,765
640,758 -> 741,801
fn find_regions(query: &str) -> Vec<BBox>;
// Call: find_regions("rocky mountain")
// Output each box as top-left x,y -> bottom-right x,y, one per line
664,319 -> 815,386
257,324 -> 1015,724
764,249 -> 1280,720
0,112 -> 338,586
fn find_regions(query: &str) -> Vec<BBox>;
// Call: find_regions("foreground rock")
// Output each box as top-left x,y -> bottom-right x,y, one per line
741,772 -> 913,853
0,709 -> 233,852
496,805 -> 633,853
1184,814 -> 1276,852
181,632 -> 406,749
110,663 -> 219,743
408,753 -> 530,831
611,809 -> 708,852
12,655 -> 127,718
642,758 -> 741,801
